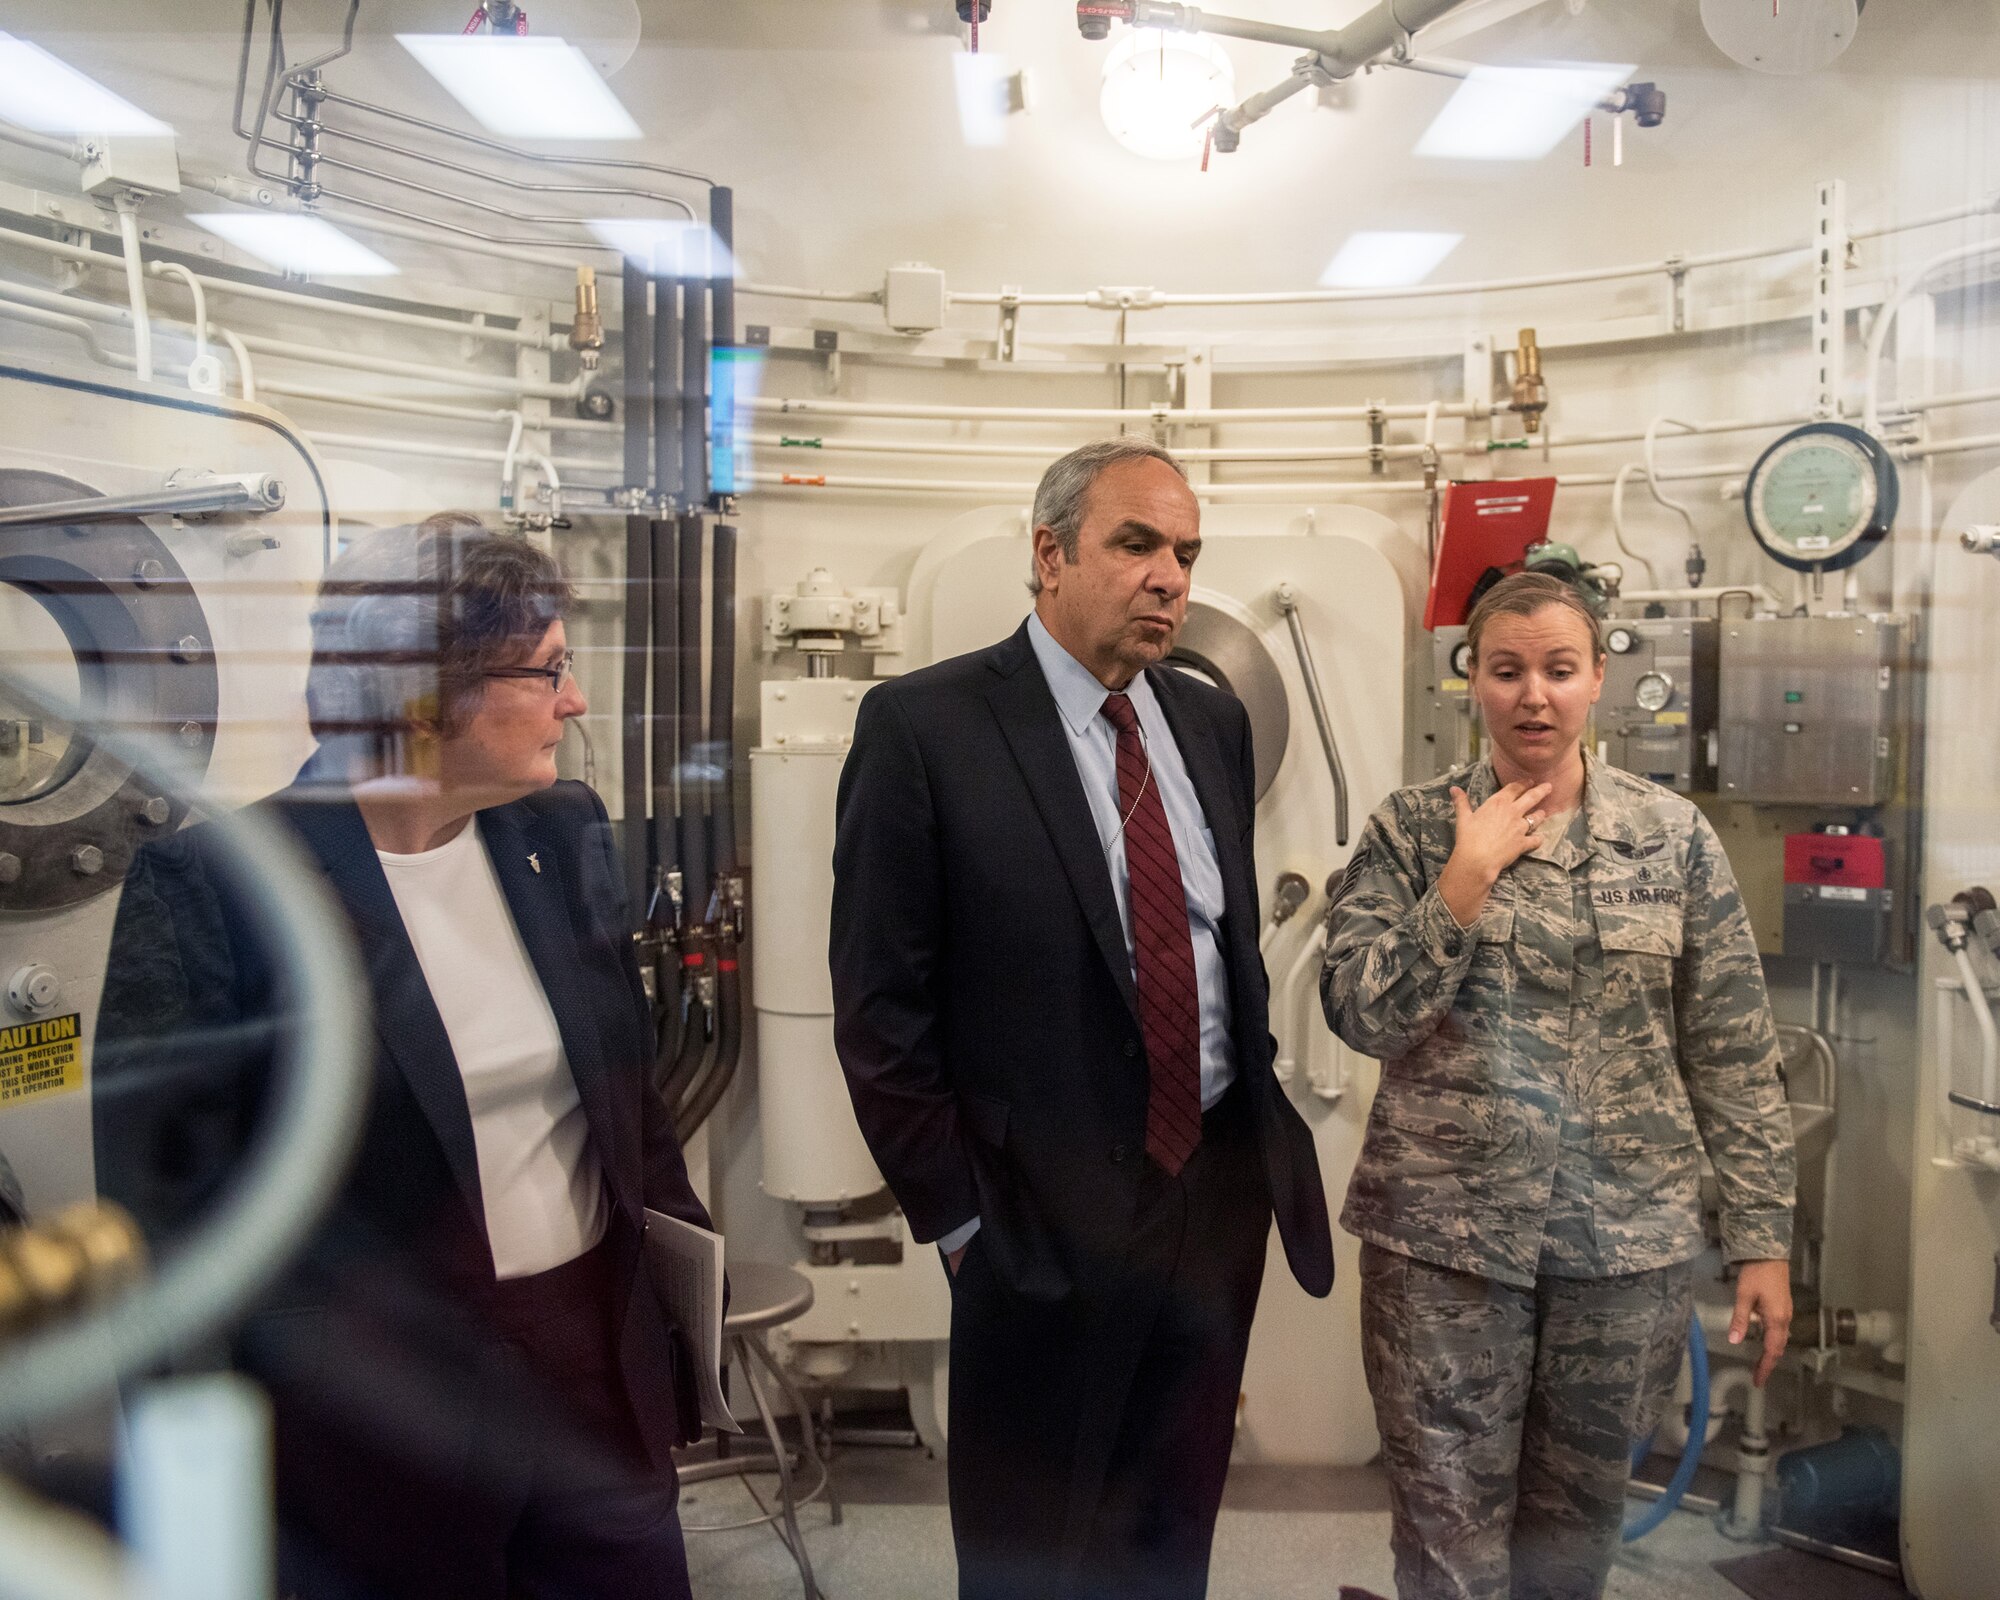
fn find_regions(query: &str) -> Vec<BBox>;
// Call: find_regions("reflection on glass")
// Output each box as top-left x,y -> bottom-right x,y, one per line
0,582 -> 83,806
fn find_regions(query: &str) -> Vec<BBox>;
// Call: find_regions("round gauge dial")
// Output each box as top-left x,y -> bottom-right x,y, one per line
1743,421 -> 1898,573
1449,640 -> 1474,677
1634,670 -> 1674,713
1606,626 -> 1636,655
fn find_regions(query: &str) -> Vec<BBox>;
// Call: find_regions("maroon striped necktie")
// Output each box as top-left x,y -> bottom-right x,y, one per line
1099,691 -> 1203,1176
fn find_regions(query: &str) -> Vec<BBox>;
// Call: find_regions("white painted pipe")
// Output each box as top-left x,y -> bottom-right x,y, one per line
1863,236 -> 2000,434
300,429 -> 614,479
1610,463 -> 1664,588
1642,416 -> 1703,538
743,395 -> 1482,425
218,328 -> 256,401
1953,945 -> 2000,1107
1617,585 -> 1785,609
1273,923 -> 1329,1087
0,297 -> 130,366
0,219 -> 558,351
112,192 -> 153,383
1728,1378 -> 1770,1538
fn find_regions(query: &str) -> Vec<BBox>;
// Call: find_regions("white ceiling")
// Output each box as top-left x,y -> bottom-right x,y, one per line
4,1 -> 1998,302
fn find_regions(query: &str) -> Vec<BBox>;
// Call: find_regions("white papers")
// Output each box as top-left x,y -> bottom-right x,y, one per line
644,1208 -> 740,1435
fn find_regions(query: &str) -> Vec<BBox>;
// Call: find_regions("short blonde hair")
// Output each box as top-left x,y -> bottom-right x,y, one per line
1465,572 -> 1605,666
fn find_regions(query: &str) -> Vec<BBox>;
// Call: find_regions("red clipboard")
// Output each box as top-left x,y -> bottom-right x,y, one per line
1422,477 -> 1558,630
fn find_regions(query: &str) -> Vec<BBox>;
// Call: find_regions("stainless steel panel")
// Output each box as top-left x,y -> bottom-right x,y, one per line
1718,615 -> 1906,805
1599,617 -> 1718,792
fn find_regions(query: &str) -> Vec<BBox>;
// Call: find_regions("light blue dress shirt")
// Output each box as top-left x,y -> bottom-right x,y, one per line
941,614 -> 1237,1257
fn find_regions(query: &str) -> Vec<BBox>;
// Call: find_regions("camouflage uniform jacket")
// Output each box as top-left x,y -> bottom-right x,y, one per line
1321,756 -> 1795,1288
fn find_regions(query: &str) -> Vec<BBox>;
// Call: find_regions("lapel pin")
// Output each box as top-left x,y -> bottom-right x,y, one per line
527,851 -> 541,875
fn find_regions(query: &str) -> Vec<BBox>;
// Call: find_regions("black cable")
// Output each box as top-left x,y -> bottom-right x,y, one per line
619,514 -> 651,926
675,927 -> 740,1141
652,273 -> 682,506
708,522 -> 738,877
621,262 -> 651,491
681,267 -> 710,507
710,187 -> 735,355
658,930 -> 712,1115
676,514 -> 711,920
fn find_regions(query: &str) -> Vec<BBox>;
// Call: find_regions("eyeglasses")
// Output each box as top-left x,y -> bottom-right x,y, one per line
483,649 -> 575,694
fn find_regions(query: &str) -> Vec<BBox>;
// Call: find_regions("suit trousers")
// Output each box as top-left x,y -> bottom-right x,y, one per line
945,1084 -> 1271,1600
273,1230 -> 693,1600
1357,1244 -> 1694,1600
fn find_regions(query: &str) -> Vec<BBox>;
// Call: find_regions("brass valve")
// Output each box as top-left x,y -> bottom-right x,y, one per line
569,266 -> 604,371
0,1200 -> 147,1343
1509,327 -> 1548,435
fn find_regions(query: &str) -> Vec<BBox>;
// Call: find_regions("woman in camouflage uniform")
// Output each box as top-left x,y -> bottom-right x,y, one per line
1322,573 -> 1797,1600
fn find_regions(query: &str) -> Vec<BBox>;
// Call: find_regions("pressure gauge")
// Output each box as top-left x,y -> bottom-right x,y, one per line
1606,625 -> 1636,655
1634,670 -> 1674,713
1743,421 -> 1898,573
1449,640 -> 1474,677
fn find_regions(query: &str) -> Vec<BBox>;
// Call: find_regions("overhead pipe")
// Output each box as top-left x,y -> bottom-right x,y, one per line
111,193 -> 153,383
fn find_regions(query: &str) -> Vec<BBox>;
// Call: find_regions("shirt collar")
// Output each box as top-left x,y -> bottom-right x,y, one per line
1027,611 -> 1158,738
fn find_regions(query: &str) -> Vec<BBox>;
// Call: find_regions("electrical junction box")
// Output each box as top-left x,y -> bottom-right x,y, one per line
1783,829 -> 1890,964
1598,617 -> 1718,793
884,264 -> 947,334
1717,614 -> 1907,805
80,135 -> 181,197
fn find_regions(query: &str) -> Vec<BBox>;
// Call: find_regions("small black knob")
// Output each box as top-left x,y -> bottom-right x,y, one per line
1109,1142 -> 1130,1164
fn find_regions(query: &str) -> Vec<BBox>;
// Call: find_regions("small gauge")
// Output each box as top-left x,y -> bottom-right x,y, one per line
1634,670 -> 1674,713
1743,421 -> 1898,573
1449,640 -> 1474,677
1606,625 -> 1636,655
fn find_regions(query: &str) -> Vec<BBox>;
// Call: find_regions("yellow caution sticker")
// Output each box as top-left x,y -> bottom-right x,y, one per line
0,1012 -> 83,1106
1442,678 -> 1468,691
1653,711 -> 1689,725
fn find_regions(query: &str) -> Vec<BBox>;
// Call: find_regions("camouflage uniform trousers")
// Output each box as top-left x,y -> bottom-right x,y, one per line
1358,1243 -> 1693,1600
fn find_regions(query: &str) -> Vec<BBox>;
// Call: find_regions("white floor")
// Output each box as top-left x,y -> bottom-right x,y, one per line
681,1484 -> 1768,1600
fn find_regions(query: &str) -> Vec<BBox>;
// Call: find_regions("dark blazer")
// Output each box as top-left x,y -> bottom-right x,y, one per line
93,765 -> 712,1493
830,621 -> 1334,1302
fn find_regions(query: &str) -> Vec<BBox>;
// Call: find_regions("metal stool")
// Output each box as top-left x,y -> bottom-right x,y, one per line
679,1261 -> 840,1599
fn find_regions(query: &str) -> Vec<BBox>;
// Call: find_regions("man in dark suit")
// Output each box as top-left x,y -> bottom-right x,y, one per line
831,438 -> 1335,1600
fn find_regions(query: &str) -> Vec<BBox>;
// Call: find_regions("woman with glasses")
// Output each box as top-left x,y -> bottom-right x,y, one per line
95,514 -> 712,1600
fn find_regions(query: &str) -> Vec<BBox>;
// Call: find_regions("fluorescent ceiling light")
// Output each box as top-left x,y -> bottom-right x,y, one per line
1100,29 -> 1234,163
190,214 -> 398,278
0,32 -> 170,136
1319,231 -> 1464,288
397,34 -> 641,141
953,51 -> 1013,149
1414,62 -> 1633,161
584,219 -> 737,278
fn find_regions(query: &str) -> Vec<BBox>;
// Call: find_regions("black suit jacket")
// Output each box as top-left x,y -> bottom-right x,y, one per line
93,765 -> 712,1485
830,621 -> 1334,1302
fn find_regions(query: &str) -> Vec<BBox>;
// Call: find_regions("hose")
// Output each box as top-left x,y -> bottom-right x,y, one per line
708,521 -> 738,877
676,513 -> 711,918
676,924 -> 741,1142
652,272 -> 682,505
0,682 -> 370,1431
1624,1303 -> 1711,1542
658,930 -> 713,1115
647,514 -> 683,1075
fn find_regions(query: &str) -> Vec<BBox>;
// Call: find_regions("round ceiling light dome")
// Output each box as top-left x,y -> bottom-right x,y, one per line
1099,29 -> 1235,162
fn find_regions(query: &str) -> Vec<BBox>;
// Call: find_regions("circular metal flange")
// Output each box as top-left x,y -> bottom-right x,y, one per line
1166,597 -> 1290,802
0,469 -> 217,912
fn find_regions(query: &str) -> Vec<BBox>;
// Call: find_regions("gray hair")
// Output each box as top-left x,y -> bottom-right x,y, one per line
306,514 -> 570,773
1027,437 -> 1188,595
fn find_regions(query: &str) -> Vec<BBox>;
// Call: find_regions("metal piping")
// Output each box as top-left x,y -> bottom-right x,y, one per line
1275,582 -> 1350,845
650,514 -> 682,906
708,521 -> 739,879
711,187 -> 736,355
307,83 -> 714,189
0,474 -> 284,528
112,193 -> 153,384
